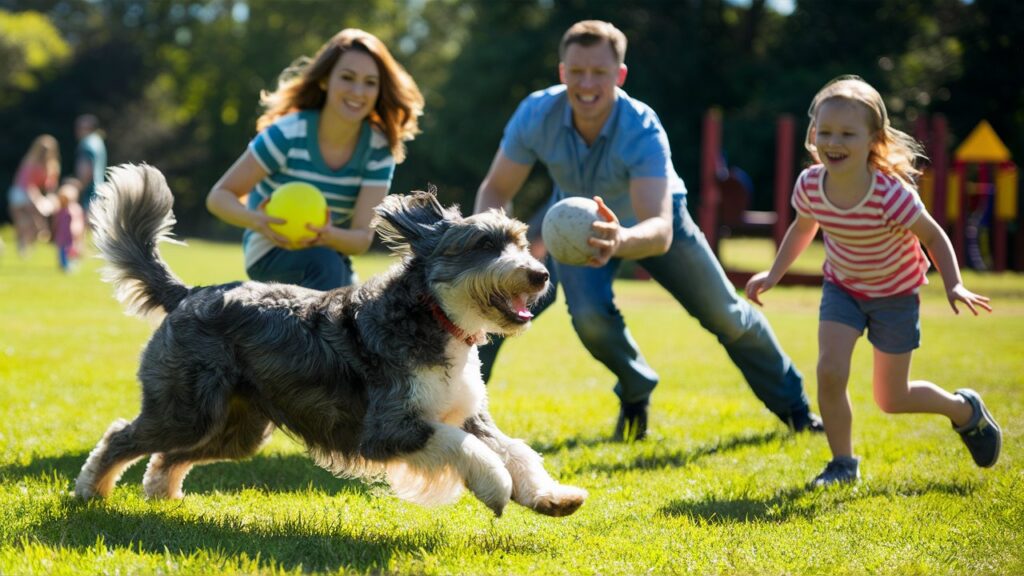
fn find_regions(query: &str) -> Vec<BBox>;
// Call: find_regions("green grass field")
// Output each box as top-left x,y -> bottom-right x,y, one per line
1,229 -> 1021,575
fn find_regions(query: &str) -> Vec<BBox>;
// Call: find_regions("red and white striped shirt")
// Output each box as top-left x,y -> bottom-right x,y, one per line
793,165 -> 930,299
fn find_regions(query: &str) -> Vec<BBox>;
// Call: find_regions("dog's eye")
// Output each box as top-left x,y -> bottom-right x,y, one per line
476,237 -> 498,251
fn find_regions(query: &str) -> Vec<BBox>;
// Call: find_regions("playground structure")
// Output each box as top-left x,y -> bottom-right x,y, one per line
699,109 -> 1022,288
697,108 -> 823,288
917,118 -> 1020,272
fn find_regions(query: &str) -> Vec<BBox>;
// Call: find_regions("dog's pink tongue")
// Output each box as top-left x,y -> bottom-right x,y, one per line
512,294 -> 533,320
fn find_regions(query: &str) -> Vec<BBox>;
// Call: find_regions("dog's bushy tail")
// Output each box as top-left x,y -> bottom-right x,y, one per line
90,164 -> 189,317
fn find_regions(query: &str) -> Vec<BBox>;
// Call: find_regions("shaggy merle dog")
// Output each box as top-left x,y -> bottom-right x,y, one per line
74,165 -> 587,517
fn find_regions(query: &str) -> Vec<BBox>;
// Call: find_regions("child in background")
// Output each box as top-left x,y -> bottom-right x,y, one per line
53,177 -> 85,273
744,75 -> 999,486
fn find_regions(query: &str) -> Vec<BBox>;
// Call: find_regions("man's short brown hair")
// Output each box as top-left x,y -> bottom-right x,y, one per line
559,20 -> 627,65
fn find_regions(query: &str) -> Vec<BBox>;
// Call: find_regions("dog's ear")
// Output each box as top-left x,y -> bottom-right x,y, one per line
373,189 -> 462,257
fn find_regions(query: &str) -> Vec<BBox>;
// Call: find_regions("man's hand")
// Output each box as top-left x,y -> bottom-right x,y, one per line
587,196 -> 622,266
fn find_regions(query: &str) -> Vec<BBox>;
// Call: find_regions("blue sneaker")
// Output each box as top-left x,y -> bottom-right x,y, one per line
810,456 -> 860,488
954,389 -> 1001,468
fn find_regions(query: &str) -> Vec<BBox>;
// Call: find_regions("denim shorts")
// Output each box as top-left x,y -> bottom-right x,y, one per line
247,246 -> 354,291
7,186 -> 29,208
819,281 -> 920,354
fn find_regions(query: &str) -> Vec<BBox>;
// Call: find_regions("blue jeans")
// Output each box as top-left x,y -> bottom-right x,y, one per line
247,247 -> 353,291
479,194 -> 809,421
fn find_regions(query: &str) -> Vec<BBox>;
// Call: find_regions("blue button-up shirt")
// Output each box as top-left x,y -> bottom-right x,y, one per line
500,85 -> 687,227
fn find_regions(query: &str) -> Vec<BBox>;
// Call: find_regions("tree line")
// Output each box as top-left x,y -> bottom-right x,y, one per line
1,0 -> 1020,238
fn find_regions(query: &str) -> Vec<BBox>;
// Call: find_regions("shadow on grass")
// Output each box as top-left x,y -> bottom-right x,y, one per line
31,503 -> 445,573
529,434 -> 617,453
579,429 -> 785,474
661,480 -> 979,524
0,450 -> 372,497
5,451 -> 556,572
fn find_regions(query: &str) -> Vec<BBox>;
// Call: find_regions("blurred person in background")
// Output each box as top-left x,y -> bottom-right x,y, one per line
7,134 -> 60,257
52,177 -> 86,273
74,113 -> 107,219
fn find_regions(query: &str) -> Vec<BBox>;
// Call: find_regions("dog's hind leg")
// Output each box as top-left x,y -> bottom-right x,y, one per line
143,396 -> 273,499
77,364 -> 237,500
75,409 -> 210,500
75,419 -> 150,499
463,413 -> 588,517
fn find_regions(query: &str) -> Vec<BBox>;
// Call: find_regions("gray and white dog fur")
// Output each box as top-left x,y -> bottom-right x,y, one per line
74,164 -> 587,517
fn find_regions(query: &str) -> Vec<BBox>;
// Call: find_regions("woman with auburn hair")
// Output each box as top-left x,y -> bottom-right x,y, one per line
208,28 -> 424,290
8,134 -> 61,256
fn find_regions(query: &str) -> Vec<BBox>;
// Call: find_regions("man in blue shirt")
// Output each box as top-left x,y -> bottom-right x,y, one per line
74,114 -> 107,217
474,20 -> 822,440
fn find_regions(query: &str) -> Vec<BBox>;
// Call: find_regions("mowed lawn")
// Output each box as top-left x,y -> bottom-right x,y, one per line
1,228 -> 1021,575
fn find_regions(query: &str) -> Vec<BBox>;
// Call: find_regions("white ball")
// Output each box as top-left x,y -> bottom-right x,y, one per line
541,196 -> 600,265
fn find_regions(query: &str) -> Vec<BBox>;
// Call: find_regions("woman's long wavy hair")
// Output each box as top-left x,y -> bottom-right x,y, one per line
23,134 -> 61,172
257,29 -> 424,163
806,75 -> 926,187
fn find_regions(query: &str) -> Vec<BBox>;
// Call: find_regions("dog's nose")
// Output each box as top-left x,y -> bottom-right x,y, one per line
527,268 -> 549,288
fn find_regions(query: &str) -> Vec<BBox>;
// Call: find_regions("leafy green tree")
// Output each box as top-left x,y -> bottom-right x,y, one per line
0,9 -> 69,103
3,0 -> 1019,244
936,0 -> 1024,161
0,8 -> 72,213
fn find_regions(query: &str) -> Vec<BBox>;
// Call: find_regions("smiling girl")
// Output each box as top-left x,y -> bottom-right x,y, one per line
745,76 -> 1000,486
207,29 -> 423,290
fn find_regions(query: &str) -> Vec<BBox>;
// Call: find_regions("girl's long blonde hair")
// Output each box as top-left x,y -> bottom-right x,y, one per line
806,75 -> 925,186
257,28 -> 424,163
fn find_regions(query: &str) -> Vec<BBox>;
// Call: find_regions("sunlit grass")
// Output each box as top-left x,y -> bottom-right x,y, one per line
1,226 -> 1021,575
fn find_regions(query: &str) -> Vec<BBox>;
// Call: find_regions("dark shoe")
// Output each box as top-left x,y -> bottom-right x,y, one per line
787,409 -> 825,433
612,400 -> 648,442
954,389 -> 1001,467
809,456 -> 860,488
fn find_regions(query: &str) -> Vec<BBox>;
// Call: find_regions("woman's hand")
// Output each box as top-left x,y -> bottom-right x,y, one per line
254,197 -> 293,248
296,208 -> 337,249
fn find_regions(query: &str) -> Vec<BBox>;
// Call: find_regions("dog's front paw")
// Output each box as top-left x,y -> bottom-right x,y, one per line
487,467 -> 514,517
468,464 -> 512,517
530,484 -> 588,517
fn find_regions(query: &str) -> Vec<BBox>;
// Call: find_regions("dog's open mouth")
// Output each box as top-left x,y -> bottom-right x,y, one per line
491,293 -> 535,325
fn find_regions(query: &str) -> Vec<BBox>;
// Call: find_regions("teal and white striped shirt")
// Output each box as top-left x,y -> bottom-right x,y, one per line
243,110 -> 395,269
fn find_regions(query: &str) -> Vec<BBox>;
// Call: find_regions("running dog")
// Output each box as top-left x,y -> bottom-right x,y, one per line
74,164 -> 587,517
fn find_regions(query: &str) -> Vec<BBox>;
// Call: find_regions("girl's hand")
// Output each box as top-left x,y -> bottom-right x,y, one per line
745,271 -> 776,306
254,197 -> 293,248
587,196 -> 622,267
948,283 -> 992,316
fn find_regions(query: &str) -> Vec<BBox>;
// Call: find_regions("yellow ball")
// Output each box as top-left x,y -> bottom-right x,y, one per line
265,182 -> 328,245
